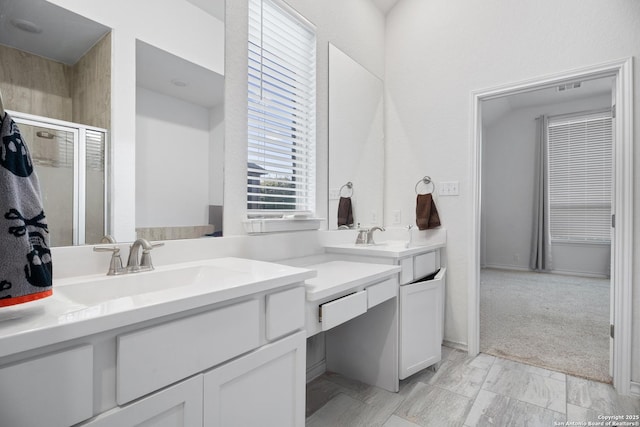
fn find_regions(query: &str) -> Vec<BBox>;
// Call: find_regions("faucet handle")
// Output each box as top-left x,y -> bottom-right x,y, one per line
93,246 -> 125,275
140,242 -> 164,269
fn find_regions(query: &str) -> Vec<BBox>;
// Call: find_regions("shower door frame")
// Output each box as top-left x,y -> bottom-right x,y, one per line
8,110 -> 109,246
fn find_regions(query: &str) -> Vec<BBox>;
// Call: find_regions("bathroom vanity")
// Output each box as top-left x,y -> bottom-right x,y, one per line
324,228 -> 447,379
0,258 -> 314,427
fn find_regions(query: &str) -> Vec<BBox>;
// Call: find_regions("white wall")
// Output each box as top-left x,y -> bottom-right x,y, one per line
47,0 -> 224,241
135,87 -> 211,227
482,94 -> 611,276
224,0 -> 385,235
384,0 -> 640,382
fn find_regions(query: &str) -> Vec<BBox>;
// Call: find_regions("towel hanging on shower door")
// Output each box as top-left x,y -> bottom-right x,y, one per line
0,112 -> 53,307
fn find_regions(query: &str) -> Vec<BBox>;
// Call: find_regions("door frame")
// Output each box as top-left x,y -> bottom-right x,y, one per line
468,57 -> 634,393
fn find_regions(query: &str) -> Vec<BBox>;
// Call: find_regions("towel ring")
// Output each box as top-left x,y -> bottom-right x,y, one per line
415,176 -> 435,195
339,181 -> 353,197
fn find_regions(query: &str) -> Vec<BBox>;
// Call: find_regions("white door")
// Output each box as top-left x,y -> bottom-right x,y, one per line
80,375 -> 203,427
399,268 -> 445,380
609,77 -> 616,378
203,332 -> 306,427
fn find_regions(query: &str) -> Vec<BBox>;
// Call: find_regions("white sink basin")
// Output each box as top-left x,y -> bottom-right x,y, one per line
56,265 -> 232,306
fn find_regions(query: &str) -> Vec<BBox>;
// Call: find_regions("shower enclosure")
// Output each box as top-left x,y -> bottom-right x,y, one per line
9,111 -> 109,246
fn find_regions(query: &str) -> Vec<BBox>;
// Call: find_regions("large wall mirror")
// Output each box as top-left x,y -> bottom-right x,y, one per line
0,0 -> 111,247
135,40 -> 225,240
0,0 -> 225,245
328,43 -> 384,230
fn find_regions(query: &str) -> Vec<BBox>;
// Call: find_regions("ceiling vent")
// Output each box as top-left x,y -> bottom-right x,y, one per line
557,82 -> 582,92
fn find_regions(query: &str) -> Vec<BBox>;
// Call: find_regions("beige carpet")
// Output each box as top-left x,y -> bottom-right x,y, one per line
480,268 -> 611,383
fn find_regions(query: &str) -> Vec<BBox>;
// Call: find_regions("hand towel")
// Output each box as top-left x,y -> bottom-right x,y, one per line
337,196 -> 354,227
416,193 -> 441,231
0,112 -> 52,307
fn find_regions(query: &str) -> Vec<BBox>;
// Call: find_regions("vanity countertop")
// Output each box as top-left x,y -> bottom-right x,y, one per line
303,260 -> 400,301
324,239 -> 445,259
0,257 -> 315,359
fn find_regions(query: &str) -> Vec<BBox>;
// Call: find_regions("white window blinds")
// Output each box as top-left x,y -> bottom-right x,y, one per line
247,0 -> 316,214
547,109 -> 612,243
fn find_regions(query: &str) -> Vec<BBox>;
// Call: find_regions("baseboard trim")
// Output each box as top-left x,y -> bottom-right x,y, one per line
482,264 -> 530,272
482,264 -> 609,279
306,360 -> 326,383
630,381 -> 640,397
548,269 -> 609,279
443,340 -> 468,353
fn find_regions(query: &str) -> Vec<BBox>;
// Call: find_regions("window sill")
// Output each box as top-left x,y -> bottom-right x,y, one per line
243,218 -> 322,234
551,240 -> 611,246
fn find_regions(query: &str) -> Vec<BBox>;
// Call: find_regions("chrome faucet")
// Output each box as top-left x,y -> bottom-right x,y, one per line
355,228 -> 369,244
94,238 -> 164,275
366,226 -> 385,245
127,238 -> 164,272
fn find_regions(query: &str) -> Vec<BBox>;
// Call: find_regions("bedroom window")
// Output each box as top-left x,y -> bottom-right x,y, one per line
547,109 -> 613,243
247,0 -> 316,215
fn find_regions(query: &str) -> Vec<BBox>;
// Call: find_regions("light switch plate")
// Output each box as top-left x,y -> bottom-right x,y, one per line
439,181 -> 459,196
329,188 -> 340,200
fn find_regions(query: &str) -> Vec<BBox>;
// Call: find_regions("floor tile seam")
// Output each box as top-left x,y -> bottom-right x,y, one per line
489,362 -> 568,386
478,357 -> 498,394
429,382 -> 477,402
494,387 -> 568,415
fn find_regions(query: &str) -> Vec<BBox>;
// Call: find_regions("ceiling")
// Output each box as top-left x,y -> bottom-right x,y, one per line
0,0 -> 109,65
185,0 -> 225,22
136,40 -> 224,109
370,0 -> 402,14
482,77 -> 613,126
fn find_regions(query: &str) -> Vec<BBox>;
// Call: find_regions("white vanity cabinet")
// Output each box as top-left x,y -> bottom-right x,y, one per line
77,375 -> 204,427
399,268 -> 446,379
0,258 -> 312,427
324,236 -> 446,380
76,287 -> 306,427
203,331 -> 305,427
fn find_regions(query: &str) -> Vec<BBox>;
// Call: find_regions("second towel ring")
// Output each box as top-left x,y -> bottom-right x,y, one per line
415,176 -> 435,195
339,181 -> 353,197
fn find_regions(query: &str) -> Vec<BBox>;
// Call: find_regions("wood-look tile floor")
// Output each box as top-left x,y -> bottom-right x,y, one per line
306,347 -> 640,427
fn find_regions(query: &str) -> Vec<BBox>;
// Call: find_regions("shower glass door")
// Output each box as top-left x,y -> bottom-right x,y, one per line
11,112 -> 108,246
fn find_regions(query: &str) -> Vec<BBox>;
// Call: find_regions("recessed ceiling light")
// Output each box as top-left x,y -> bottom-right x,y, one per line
10,18 -> 43,34
171,79 -> 188,87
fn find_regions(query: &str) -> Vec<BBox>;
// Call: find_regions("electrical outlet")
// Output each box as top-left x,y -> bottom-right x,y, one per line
439,181 -> 460,196
329,188 -> 340,200
392,209 -> 402,225
371,210 -> 378,224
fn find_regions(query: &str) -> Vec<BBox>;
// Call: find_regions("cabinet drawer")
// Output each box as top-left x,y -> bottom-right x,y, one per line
266,286 -> 305,340
367,277 -> 397,309
117,299 -> 260,404
0,345 -> 93,427
320,291 -> 367,331
414,251 -> 437,279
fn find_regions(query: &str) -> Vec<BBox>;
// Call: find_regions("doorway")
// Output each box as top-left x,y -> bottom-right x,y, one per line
468,58 -> 634,394
479,77 -> 613,382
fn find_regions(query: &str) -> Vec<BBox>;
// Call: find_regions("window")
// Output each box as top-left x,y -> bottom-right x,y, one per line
247,0 -> 316,215
547,109 -> 612,243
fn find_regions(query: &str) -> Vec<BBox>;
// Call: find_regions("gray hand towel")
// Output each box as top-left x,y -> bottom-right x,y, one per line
0,112 -> 52,307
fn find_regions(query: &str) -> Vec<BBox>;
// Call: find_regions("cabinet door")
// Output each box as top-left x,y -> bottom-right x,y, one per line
79,375 -> 202,427
399,268 -> 445,379
203,331 -> 306,427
